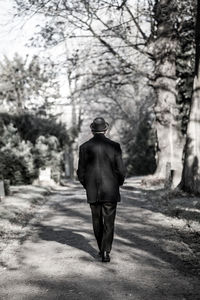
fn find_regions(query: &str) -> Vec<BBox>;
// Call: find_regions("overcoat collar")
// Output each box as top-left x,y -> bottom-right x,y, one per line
93,133 -> 106,140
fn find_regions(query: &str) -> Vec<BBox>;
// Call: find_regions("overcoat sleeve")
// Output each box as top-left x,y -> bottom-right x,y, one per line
77,146 -> 86,188
115,144 -> 126,186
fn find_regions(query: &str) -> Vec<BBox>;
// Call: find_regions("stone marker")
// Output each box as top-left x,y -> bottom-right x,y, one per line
0,180 -> 5,200
4,179 -> 10,196
39,167 -> 51,182
165,162 -> 173,189
34,167 -> 56,186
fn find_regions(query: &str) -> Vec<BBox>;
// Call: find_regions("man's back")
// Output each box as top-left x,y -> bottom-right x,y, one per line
77,117 -> 126,262
77,133 -> 126,203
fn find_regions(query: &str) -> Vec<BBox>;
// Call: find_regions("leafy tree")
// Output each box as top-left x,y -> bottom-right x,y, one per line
0,53 -> 60,114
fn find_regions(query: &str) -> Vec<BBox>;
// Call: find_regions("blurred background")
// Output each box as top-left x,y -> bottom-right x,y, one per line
0,0 -> 197,193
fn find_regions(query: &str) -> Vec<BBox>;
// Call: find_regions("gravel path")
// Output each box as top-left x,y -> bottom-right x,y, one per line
0,178 -> 199,300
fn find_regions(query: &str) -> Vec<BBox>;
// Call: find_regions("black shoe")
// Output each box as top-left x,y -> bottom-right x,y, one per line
98,251 -> 103,257
102,252 -> 110,263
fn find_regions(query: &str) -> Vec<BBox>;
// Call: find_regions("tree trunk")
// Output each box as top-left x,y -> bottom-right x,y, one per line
152,0 -> 185,187
181,0 -> 200,193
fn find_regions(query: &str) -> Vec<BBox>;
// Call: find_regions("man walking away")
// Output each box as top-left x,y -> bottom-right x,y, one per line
77,117 -> 126,262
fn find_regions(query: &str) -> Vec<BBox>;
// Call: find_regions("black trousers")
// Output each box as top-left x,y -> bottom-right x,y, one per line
90,202 -> 117,253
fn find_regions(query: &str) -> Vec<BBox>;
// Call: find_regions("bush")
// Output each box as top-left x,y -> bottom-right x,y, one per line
0,149 -> 37,185
0,113 -> 69,147
33,135 -> 64,175
0,113 -> 69,184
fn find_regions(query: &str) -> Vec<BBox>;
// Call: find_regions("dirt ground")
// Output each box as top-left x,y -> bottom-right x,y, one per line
0,178 -> 200,300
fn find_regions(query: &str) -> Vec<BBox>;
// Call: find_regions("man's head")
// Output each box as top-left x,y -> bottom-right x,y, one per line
90,117 -> 109,134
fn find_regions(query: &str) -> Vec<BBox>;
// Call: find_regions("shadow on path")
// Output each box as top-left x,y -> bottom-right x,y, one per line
1,179 -> 200,300
35,224 -> 97,258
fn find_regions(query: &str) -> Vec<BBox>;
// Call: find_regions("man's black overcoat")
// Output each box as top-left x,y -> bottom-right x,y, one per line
77,133 -> 126,203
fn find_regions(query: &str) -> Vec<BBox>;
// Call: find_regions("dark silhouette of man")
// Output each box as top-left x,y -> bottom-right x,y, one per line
77,117 -> 126,262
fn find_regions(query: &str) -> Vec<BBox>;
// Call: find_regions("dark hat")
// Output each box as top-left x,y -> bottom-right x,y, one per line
90,117 -> 109,132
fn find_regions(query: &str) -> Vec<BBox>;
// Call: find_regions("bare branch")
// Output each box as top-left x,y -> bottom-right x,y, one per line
125,4 -> 148,41
117,0 -> 128,10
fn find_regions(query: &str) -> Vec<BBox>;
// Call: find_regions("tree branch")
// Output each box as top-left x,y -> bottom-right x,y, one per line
125,4 -> 148,41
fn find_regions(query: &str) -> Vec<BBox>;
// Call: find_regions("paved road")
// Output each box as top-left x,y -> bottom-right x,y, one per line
0,178 -> 199,300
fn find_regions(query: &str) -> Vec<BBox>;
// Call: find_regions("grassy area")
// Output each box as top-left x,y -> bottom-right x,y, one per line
0,185 -> 50,269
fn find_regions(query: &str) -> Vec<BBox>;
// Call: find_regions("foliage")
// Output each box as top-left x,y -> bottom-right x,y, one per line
150,0 -> 195,135
12,0 -> 158,176
175,1 -> 196,134
13,0 -> 197,181
0,54 -> 60,114
0,113 -> 69,147
0,123 -> 36,184
122,105 -> 157,176
0,113 -> 69,184
33,135 -> 64,182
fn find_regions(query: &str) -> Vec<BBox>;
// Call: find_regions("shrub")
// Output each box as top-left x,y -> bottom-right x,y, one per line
0,113 -> 69,184
0,113 -> 69,146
